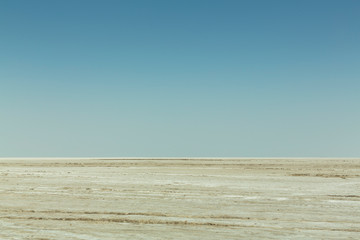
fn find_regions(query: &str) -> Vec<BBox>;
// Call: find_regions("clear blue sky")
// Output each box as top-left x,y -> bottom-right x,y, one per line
1,0 -> 359,157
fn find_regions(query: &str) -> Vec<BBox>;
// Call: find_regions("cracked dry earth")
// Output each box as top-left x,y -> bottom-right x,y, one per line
0,158 -> 359,239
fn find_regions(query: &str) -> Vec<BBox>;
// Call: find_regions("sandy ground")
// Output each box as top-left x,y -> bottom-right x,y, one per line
0,158 -> 359,239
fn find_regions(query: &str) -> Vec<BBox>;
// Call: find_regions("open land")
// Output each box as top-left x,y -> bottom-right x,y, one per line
0,158 -> 359,239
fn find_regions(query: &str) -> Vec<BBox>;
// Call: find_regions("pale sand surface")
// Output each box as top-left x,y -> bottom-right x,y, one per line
0,158 -> 359,239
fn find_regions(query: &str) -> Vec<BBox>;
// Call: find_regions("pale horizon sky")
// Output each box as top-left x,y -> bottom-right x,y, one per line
1,0 -> 359,157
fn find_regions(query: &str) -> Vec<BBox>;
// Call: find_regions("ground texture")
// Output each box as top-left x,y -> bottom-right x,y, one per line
0,158 -> 359,239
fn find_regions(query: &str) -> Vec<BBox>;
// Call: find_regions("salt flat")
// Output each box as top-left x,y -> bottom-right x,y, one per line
0,158 -> 359,239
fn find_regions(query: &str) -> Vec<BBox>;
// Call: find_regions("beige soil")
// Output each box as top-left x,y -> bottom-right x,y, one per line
0,158 -> 359,239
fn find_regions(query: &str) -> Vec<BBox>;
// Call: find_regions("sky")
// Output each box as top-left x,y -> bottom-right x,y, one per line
1,0 -> 359,157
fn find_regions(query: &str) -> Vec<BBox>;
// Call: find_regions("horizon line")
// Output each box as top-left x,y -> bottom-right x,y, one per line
1,157 -> 359,160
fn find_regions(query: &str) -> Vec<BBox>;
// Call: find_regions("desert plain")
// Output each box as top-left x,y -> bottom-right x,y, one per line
0,158 -> 359,239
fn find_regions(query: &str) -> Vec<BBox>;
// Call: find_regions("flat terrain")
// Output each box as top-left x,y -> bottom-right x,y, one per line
0,158 -> 359,239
